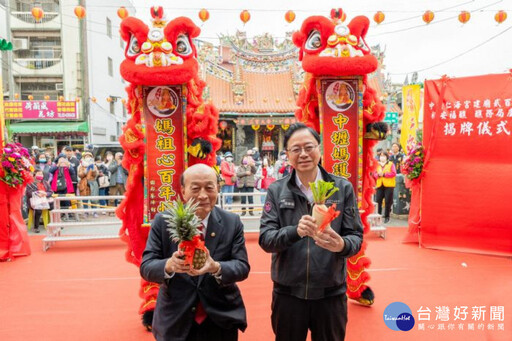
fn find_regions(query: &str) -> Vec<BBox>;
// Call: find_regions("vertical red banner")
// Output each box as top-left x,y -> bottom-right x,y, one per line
422,73 -> 512,256
142,85 -> 186,223
318,77 -> 363,203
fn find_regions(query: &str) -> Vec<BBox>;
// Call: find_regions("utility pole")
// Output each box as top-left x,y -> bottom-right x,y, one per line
78,0 -> 91,144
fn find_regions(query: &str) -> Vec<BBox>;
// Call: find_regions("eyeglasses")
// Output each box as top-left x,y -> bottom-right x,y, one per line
287,144 -> 319,155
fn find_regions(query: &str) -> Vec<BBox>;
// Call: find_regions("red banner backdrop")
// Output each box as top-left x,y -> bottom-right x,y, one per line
142,85 -> 186,223
422,73 -> 512,256
317,77 -> 363,203
3,100 -> 79,120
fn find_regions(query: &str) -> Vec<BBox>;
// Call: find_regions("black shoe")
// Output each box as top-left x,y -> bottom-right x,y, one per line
384,217 -> 390,224
249,211 -> 254,216
241,211 -> 246,216
34,228 -> 40,233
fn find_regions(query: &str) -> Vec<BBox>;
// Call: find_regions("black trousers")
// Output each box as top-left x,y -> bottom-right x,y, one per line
186,317 -> 238,341
33,209 -> 43,229
376,186 -> 394,219
271,292 -> 347,341
240,186 -> 254,211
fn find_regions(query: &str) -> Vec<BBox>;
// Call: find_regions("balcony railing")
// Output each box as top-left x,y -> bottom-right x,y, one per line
15,49 -> 62,60
14,58 -> 61,69
11,11 -> 59,24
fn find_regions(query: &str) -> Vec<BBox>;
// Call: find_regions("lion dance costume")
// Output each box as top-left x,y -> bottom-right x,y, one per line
117,7 -> 220,329
293,9 -> 388,305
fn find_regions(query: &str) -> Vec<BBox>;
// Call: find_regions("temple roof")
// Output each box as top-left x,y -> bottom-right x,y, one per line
206,69 -> 297,113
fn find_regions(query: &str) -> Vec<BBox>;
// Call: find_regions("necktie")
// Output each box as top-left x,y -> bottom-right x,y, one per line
194,222 -> 207,324
197,222 -> 205,241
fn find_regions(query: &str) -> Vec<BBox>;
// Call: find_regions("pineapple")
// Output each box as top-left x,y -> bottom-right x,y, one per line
163,199 -> 208,270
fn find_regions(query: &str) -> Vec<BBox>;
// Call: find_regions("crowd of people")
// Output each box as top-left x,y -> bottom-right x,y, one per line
217,147 -> 294,215
25,145 -> 128,233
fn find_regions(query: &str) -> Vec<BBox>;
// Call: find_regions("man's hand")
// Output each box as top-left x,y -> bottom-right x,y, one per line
165,250 -> 191,274
314,227 -> 345,253
297,215 -> 317,238
187,249 -> 220,277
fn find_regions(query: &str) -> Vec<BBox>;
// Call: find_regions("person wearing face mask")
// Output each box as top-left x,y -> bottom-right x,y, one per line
95,155 -> 110,213
236,156 -> 257,216
374,152 -> 397,224
220,152 -> 236,205
78,151 -> 99,217
26,169 -> 54,233
37,154 -> 52,182
273,151 -> 288,180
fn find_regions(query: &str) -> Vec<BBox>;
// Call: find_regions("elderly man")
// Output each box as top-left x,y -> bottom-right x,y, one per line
140,164 -> 250,341
259,123 -> 364,341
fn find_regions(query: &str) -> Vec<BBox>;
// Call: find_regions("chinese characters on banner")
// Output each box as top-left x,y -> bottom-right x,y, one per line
416,305 -> 505,332
421,73 -> 512,256
400,84 -> 421,153
142,86 -> 185,223
317,78 -> 363,203
3,101 -> 79,120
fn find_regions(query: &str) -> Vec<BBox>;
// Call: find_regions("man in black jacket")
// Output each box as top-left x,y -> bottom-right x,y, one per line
259,123 -> 363,341
140,164 -> 250,341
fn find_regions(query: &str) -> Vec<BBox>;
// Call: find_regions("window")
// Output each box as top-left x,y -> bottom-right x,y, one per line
106,17 -> 112,38
108,57 -> 113,77
110,101 -> 115,115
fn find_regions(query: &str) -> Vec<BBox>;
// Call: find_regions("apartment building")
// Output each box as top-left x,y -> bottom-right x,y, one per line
1,0 -> 135,153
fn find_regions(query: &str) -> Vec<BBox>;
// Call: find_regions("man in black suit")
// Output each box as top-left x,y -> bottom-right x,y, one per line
140,164 -> 250,341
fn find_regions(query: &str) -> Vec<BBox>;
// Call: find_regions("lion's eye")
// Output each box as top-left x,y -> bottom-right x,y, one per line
127,35 -> 140,57
175,35 -> 192,56
305,31 -> 322,50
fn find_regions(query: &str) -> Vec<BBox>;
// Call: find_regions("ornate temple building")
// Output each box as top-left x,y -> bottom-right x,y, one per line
197,32 -> 302,163
196,33 -> 393,163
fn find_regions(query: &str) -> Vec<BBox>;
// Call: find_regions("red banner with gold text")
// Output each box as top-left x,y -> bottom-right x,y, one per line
422,73 -> 512,256
142,85 -> 186,223
318,77 -> 363,203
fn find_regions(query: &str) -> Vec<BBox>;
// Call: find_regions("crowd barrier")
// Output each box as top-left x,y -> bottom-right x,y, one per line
41,191 -> 387,251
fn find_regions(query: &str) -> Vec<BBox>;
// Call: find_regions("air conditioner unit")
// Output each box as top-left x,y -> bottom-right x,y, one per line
12,38 -> 28,51
55,83 -> 64,91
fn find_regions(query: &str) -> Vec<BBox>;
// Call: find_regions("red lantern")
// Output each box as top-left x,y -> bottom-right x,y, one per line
495,10 -> 507,24
219,121 -> 228,130
74,6 -> 86,19
44,95 -> 50,100
285,10 -> 296,24
28,95 -> 34,100
117,7 -> 129,20
373,11 -> 385,25
422,11 -> 434,24
107,97 -> 112,102
267,124 -> 275,131
31,7 -> 44,22
14,93 -> 19,100
199,9 -> 210,23
240,10 -> 251,25
121,98 -> 126,105
59,96 -> 64,101
91,97 -> 97,103
458,11 -> 471,24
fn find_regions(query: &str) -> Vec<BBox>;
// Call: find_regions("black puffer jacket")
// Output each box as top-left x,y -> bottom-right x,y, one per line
259,166 -> 363,300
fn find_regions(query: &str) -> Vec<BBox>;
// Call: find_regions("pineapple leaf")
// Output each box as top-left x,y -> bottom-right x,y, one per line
163,198 -> 202,243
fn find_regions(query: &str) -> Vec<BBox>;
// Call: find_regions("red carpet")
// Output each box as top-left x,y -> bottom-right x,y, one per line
1,228 -> 510,341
